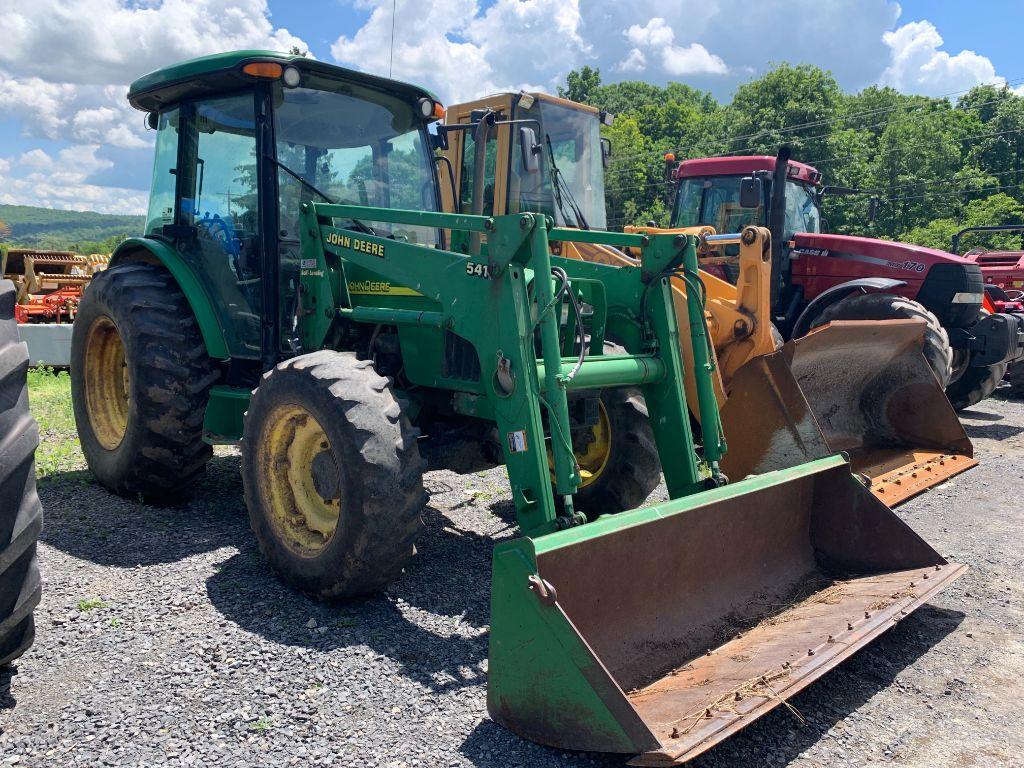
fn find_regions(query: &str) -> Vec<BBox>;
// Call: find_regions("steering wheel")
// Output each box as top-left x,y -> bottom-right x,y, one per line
197,213 -> 240,258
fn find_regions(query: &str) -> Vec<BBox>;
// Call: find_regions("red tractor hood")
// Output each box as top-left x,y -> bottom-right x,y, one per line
793,232 -> 970,266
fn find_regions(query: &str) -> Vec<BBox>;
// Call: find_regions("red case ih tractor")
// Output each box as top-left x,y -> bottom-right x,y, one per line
955,224 -> 1024,397
668,148 -> 1024,409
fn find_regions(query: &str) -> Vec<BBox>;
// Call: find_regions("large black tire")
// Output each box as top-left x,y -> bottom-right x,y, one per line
71,262 -> 219,500
241,350 -> 426,599
1005,362 -> 1024,398
0,280 -> 42,667
946,362 -> 1008,411
570,387 -> 661,521
810,292 -> 953,387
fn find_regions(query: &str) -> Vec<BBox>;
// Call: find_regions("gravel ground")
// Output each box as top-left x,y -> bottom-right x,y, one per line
1,383 -> 1023,767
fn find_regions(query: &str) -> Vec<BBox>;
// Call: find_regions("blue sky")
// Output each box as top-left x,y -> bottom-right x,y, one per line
1,0 -> 1022,215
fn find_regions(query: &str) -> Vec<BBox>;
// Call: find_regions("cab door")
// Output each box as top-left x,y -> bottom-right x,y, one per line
176,91 -> 263,360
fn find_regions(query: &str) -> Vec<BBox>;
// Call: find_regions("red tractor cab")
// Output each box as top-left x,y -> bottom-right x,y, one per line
669,149 -> 1024,409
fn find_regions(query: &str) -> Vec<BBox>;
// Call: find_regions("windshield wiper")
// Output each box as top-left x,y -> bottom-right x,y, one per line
545,135 -> 589,230
269,156 -> 376,236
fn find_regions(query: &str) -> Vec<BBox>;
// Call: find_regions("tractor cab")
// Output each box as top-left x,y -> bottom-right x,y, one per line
127,51 -> 444,373
671,155 -> 823,237
440,92 -> 611,231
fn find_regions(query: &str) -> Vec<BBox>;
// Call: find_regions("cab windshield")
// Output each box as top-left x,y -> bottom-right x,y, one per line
672,175 -> 822,236
511,99 -> 607,229
273,75 -> 439,246
672,176 -> 763,232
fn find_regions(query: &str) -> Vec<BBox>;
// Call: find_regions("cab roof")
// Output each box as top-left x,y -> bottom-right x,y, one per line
675,155 -> 822,185
128,50 -> 439,113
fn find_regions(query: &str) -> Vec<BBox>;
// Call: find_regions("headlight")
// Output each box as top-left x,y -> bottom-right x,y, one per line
283,66 -> 301,88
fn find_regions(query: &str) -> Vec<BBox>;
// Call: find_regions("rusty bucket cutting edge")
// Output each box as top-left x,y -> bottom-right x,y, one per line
719,319 -> 975,505
486,454 -> 965,764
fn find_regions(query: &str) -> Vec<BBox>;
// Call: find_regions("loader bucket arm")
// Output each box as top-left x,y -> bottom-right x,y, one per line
605,225 -> 975,504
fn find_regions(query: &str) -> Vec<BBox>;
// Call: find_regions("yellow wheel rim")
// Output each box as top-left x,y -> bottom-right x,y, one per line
259,403 -> 341,557
83,316 -> 130,450
549,399 -> 612,489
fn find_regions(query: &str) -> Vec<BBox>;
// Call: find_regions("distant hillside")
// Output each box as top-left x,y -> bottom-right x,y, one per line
0,204 -> 145,253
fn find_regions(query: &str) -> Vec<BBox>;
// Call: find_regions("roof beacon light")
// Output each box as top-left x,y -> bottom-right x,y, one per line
282,66 -> 301,88
242,62 -> 283,79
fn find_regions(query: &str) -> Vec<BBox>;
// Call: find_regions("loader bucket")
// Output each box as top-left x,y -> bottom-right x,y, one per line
488,455 -> 965,765
719,320 -> 975,506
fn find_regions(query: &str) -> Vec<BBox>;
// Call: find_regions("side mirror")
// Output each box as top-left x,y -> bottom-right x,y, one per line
430,126 -> 450,152
600,137 -> 612,170
519,126 -> 541,174
739,176 -> 762,209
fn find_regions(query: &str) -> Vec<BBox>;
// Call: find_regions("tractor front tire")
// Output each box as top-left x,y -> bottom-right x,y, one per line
71,262 -> 219,500
946,362 -> 1008,411
810,292 -> 953,387
570,387 -> 661,521
0,280 -> 42,667
241,351 -> 426,600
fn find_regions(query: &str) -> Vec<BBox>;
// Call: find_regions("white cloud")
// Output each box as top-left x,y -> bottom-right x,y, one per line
617,48 -> 647,74
0,145 -> 146,214
626,18 -> 675,48
662,43 -> 728,76
621,16 -> 727,78
0,0 -> 306,86
880,20 -> 1004,95
0,0 -> 307,210
331,0 -> 590,102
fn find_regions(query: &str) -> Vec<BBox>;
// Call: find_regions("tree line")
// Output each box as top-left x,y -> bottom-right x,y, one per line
558,63 -> 1024,254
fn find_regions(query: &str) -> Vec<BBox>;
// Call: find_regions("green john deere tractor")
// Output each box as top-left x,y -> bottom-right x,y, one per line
71,51 -> 964,764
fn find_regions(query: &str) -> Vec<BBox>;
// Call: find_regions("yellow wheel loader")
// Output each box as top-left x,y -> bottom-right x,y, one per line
440,91 -> 975,505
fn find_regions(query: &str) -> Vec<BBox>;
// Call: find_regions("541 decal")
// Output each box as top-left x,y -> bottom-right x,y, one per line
465,262 -> 491,279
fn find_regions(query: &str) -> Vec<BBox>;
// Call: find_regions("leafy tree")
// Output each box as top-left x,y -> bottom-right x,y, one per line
558,66 -> 602,104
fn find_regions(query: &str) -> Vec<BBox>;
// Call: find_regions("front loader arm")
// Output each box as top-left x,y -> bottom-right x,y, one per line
296,204 -> 720,535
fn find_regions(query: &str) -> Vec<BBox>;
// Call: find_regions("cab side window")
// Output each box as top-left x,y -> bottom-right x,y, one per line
179,93 -> 262,358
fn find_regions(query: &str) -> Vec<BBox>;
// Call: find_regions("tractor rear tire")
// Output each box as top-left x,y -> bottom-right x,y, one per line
71,262 -> 219,500
810,292 -> 953,387
1005,362 -> 1024,398
241,350 -> 426,600
0,280 -> 42,668
570,387 -> 661,521
946,362 -> 1008,411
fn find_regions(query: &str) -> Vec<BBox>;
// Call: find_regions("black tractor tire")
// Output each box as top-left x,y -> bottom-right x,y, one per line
809,292 -> 953,387
241,350 -> 426,600
946,362 -> 1008,411
70,262 -> 219,501
1005,362 -> 1024,398
0,280 -> 42,667
570,387 -> 661,521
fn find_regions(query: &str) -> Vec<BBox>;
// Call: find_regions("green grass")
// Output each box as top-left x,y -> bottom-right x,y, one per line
27,367 -> 84,478
77,598 -> 107,612
249,716 -> 272,732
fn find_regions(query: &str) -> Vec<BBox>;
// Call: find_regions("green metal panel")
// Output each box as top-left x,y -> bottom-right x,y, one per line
203,385 -> 251,443
110,237 -> 230,360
